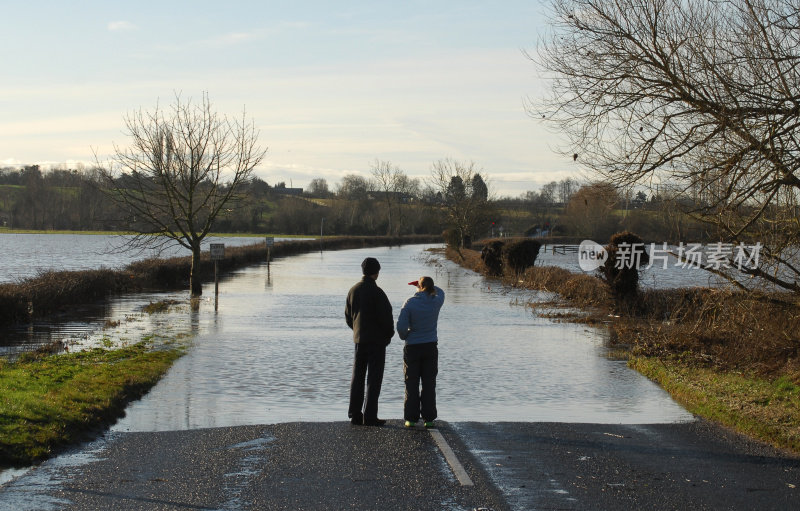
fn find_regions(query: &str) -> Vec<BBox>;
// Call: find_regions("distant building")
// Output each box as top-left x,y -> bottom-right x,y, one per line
274,186 -> 304,196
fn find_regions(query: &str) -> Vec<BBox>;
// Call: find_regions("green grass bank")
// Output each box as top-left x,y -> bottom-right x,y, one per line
631,357 -> 800,453
0,341 -> 185,468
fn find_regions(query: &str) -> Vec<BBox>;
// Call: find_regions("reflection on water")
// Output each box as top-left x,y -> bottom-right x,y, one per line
113,244 -> 693,432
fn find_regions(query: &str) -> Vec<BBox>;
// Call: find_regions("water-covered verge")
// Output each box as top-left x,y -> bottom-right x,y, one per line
0,235 -> 440,328
447,245 -> 800,454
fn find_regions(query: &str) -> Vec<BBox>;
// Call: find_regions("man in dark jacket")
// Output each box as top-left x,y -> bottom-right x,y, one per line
345,257 -> 394,426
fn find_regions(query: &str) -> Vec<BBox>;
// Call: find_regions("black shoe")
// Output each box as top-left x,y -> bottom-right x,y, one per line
363,418 -> 386,427
350,414 -> 363,425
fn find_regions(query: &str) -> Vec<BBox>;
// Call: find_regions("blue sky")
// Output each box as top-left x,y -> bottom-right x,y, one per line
0,0 -> 576,196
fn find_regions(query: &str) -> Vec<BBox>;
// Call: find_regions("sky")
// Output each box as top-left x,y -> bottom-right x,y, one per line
0,0 -> 577,197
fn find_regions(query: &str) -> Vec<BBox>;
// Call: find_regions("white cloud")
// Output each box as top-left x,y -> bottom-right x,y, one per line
108,21 -> 137,32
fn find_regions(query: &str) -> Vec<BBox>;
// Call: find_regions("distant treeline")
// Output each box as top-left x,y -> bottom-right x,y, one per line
0,166 -> 446,236
1,165 -> 718,242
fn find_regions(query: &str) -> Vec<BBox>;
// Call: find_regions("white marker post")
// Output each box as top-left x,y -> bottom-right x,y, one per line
210,243 -> 225,310
265,237 -> 274,269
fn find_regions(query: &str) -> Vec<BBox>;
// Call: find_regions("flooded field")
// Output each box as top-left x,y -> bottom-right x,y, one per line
0,233 -> 732,289
0,233 -> 299,283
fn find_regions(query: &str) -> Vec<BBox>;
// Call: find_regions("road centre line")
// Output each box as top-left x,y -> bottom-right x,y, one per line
429,429 -> 474,486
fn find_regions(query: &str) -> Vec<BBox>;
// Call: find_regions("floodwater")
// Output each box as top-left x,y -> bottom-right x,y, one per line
108,243 -> 692,432
0,233 -> 300,283
536,243 -> 730,289
1,233 -> 735,289
0,243 -> 695,489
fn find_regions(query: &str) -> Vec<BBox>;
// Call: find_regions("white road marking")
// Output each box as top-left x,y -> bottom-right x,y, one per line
429,429 -> 474,487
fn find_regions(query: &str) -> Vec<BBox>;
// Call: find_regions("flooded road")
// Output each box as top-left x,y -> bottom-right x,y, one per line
8,244 -> 799,511
112,243 -> 692,432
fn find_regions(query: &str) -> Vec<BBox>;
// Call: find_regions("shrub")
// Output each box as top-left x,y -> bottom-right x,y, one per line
502,239 -> 542,276
480,240 -> 505,276
442,229 -> 461,249
600,231 -> 649,299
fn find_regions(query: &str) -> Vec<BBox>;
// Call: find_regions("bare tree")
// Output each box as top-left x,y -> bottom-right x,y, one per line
540,181 -> 558,206
99,93 -> 266,296
394,173 -> 421,233
429,158 -> 493,247
336,173 -> 373,229
534,0 -> 800,293
306,178 -> 331,198
564,182 -> 620,239
370,159 -> 403,235
558,177 -> 578,205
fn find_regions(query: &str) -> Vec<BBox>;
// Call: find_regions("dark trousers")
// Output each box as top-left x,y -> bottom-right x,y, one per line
349,343 -> 386,422
403,342 -> 438,422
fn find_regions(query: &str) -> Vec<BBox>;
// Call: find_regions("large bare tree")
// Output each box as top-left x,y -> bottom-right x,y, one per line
534,0 -> 800,293
100,93 -> 266,296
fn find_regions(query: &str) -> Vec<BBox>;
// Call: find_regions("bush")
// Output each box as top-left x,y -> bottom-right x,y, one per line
502,239 -> 541,276
600,231 -> 649,299
442,229 -> 461,249
480,240 -> 505,276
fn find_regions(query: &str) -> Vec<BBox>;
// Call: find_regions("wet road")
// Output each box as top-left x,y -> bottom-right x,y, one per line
454,421 -> 799,510
1,420 -> 797,510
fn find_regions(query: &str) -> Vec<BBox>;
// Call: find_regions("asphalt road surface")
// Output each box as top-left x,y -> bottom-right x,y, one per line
1,419 -> 798,510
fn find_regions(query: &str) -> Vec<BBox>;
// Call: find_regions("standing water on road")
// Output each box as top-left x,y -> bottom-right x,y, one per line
113,244 -> 692,432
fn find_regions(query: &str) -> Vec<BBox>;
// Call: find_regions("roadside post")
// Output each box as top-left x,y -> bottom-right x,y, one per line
265,236 -> 274,269
210,243 -> 225,310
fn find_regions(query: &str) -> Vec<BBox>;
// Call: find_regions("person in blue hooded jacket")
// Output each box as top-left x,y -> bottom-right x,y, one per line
396,276 -> 445,428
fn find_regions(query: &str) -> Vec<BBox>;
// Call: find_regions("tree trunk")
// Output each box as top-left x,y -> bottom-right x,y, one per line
385,198 -> 393,236
190,243 -> 203,296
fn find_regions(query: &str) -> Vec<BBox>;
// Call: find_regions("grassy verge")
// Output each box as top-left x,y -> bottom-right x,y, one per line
0,341 -> 185,468
631,357 -> 800,453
